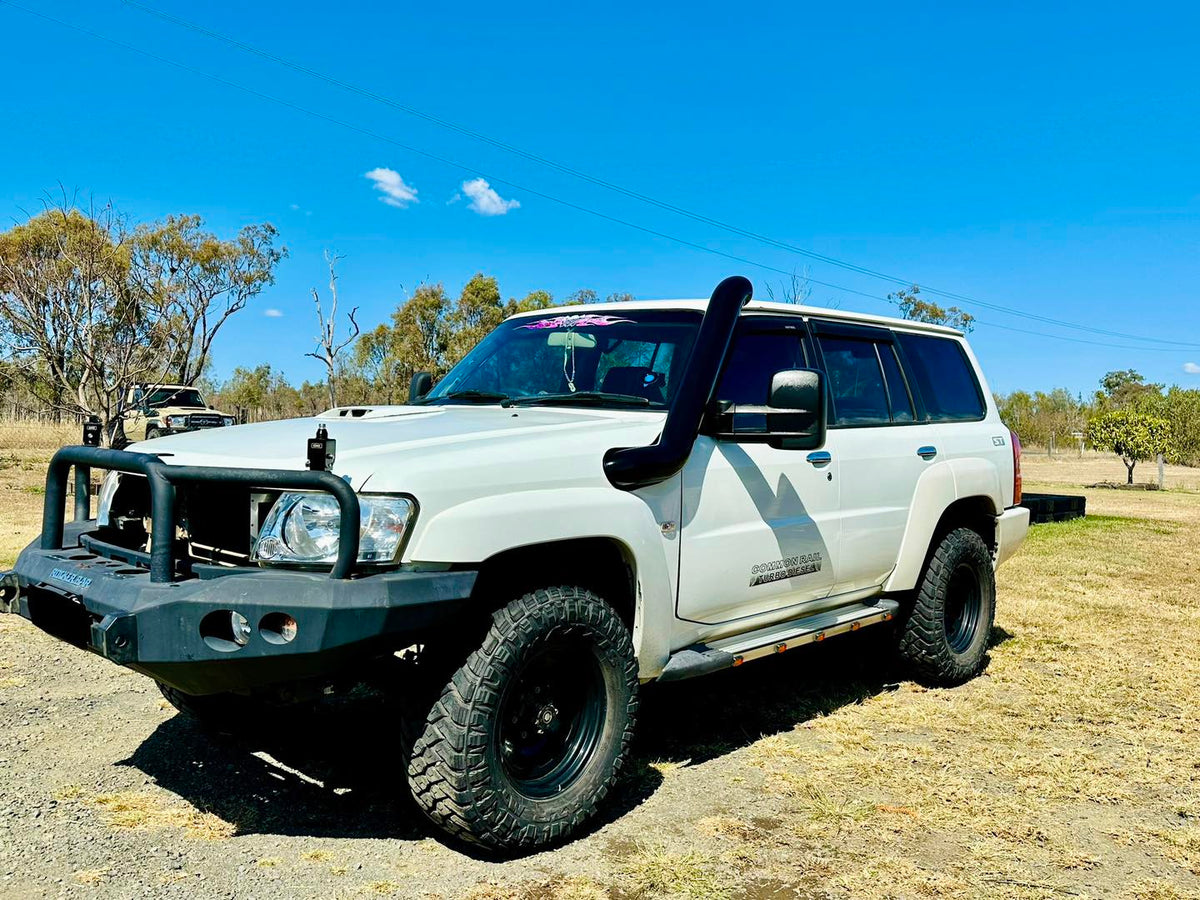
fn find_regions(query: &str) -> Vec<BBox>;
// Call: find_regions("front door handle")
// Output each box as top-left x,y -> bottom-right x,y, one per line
917,446 -> 938,461
806,451 -> 832,467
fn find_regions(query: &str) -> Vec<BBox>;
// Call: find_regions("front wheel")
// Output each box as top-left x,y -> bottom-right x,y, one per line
896,527 -> 996,686
407,586 -> 638,851
144,427 -> 163,441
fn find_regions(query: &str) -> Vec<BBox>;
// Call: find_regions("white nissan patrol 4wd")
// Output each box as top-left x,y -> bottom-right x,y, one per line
2,276 -> 1028,851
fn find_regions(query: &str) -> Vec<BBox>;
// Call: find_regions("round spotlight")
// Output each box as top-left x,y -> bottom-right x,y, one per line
199,609 -> 250,653
259,612 -> 298,646
230,611 -> 251,646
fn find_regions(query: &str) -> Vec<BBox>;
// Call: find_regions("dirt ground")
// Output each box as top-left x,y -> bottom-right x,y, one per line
1,430 -> 1198,899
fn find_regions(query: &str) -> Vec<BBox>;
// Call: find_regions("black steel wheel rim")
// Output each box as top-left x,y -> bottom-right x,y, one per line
496,641 -> 606,799
944,563 -> 983,654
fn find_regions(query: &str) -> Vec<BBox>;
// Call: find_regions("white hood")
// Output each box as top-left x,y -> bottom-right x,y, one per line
131,405 -> 666,498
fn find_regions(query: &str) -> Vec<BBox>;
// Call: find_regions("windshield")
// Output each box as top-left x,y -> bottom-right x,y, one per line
423,309 -> 701,409
142,387 -> 206,408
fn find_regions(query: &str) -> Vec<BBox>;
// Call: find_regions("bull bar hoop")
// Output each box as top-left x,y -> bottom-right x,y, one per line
41,445 -> 361,583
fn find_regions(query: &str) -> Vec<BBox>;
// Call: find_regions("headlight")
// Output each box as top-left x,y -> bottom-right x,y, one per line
252,493 -> 415,566
222,416 -> 236,427
96,471 -> 121,526
165,415 -> 187,427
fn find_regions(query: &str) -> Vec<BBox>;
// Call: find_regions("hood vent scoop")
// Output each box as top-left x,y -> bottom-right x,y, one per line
317,406 -> 420,420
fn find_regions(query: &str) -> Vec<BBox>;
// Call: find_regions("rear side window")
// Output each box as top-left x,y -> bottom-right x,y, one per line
818,336 -> 891,426
895,333 -> 985,421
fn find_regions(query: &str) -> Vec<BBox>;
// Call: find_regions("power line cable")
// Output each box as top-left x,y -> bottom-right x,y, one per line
1,1 -> 1193,357
113,0 -> 1200,350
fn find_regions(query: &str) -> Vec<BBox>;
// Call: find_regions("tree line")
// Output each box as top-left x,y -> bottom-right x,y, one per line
2,199 -> 1194,478
996,369 -> 1200,481
0,199 -> 631,437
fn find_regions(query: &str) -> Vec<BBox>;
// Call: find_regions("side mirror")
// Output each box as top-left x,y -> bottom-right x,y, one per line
409,371 -> 433,403
702,368 -> 826,450
766,368 -> 826,450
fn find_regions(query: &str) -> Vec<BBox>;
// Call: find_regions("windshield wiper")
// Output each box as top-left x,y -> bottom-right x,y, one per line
421,390 -> 510,405
504,392 -> 651,408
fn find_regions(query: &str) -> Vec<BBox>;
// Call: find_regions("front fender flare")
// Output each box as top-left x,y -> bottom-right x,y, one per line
406,486 -> 678,679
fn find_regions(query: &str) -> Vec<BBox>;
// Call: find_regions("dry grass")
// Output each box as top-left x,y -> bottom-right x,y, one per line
1022,446 -> 1200,490
723,489 -> 1200,898
621,846 -> 731,900
0,423 -> 95,567
83,791 -> 235,840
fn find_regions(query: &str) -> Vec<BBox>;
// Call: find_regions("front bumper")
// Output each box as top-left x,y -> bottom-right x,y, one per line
2,522 -> 476,695
153,423 -> 226,437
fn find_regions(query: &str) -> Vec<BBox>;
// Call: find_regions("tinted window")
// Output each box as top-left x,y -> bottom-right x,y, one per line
716,330 -> 805,405
896,333 -> 985,421
818,337 -> 891,425
878,343 -> 915,422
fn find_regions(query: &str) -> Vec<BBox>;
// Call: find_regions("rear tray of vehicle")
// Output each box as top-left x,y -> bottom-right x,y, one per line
1021,492 -> 1086,524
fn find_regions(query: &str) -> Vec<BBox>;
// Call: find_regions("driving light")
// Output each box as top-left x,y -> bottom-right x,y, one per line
165,415 -> 187,427
251,493 -> 415,567
222,416 -> 236,427
230,611 -> 251,646
96,471 -> 121,526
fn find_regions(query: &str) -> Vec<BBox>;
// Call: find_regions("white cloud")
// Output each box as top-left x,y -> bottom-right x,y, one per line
461,178 -> 519,216
264,308 -> 284,318
1184,362 -> 1200,374
365,167 -> 419,208
289,203 -> 300,211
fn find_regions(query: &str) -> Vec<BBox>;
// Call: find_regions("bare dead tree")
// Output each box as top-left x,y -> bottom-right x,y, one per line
305,251 -> 359,409
763,266 -> 813,305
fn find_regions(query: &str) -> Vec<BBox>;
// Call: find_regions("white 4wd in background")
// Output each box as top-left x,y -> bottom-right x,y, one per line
2,275 -> 1028,852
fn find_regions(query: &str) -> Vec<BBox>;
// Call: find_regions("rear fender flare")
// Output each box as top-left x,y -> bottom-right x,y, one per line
884,458 -> 1002,593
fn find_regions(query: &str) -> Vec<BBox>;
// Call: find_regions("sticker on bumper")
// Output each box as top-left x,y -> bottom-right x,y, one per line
49,568 -> 93,590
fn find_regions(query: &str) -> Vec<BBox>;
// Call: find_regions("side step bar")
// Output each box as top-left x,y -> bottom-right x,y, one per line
658,599 -> 900,683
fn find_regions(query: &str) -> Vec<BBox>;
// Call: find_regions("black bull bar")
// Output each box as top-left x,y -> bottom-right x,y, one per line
43,445 -> 361,581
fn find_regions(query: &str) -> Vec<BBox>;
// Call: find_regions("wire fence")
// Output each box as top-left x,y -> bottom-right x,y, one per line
0,419 -> 81,454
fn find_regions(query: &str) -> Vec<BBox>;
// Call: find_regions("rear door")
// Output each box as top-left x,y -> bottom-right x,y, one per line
892,331 -> 1010,497
810,320 -> 931,594
677,316 -> 840,625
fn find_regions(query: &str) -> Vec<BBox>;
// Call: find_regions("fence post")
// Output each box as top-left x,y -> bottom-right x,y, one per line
1158,454 -> 1165,490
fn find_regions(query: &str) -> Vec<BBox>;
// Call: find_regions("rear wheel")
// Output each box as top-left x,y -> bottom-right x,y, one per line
896,527 -> 996,686
406,586 -> 638,851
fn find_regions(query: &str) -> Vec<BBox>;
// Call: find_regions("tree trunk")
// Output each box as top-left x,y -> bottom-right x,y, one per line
1126,460 -> 1135,485
326,365 -> 337,409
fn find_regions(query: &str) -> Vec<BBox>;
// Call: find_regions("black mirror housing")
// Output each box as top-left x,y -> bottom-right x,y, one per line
766,368 -> 826,450
769,369 -> 820,411
409,372 -> 433,403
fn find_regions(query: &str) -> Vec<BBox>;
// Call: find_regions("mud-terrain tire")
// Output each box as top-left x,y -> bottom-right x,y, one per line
156,682 -> 279,736
407,586 -> 638,852
896,527 -> 996,686
144,427 -> 163,441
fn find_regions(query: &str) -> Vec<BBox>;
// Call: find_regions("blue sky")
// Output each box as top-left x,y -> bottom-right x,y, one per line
2,0 -> 1198,395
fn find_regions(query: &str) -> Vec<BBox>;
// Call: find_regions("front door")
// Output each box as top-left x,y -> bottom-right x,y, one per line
677,317 -> 839,625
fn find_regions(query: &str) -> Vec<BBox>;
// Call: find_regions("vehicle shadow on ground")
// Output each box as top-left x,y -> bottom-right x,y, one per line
120,626 -> 1012,852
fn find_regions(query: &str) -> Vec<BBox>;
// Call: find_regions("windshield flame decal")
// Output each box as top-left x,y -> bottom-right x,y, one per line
518,314 -> 635,330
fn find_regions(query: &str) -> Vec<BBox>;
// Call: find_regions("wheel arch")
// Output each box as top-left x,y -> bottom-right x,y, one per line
884,459 -> 1003,594
405,486 -> 679,677
470,536 -> 639,631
